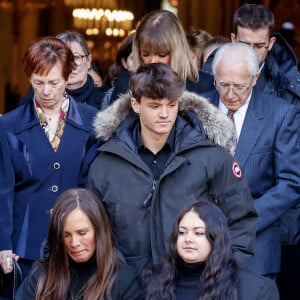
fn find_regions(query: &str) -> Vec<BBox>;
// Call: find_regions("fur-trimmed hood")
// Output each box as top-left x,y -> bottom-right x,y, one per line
94,91 -> 236,154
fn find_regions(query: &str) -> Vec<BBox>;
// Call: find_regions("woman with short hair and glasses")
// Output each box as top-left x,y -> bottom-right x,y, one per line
55,31 -> 107,110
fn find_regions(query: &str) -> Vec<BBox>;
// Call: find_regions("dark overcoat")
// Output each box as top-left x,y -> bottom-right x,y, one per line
205,88 -> 300,274
0,96 -> 99,260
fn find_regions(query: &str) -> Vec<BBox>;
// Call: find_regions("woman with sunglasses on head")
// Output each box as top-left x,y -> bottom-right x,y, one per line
144,200 -> 279,300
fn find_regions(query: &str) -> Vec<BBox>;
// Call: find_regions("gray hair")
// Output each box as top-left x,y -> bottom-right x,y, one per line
212,42 -> 259,77
57,31 -> 90,56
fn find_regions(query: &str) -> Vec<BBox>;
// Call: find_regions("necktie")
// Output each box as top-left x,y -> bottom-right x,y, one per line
227,110 -> 237,155
227,110 -> 235,123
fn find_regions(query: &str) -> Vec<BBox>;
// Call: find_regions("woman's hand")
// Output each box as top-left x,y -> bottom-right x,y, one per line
0,250 -> 19,274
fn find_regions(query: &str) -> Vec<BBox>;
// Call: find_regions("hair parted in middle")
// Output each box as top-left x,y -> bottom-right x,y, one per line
132,9 -> 199,82
34,188 -> 120,300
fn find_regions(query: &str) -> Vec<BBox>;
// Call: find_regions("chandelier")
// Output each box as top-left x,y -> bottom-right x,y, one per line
64,0 -> 134,37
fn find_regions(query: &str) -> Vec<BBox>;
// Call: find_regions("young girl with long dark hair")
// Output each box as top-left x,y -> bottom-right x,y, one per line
144,200 -> 279,300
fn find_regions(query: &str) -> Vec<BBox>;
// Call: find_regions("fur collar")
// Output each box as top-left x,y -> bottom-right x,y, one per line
94,91 -> 236,155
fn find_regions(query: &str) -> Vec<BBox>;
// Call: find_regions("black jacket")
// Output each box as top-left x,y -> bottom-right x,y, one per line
147,260 -> 279,300
16,257 -> 141,300
88,92 -> 257,270
237,268 -> 279,300
256,33 -> 300,106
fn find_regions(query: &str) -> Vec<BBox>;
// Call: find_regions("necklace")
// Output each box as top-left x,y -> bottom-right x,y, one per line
44,111 -> 60,122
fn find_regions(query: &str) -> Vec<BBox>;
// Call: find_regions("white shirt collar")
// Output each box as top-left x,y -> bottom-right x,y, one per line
259,61 -> 265,72
218,91 -> 252,140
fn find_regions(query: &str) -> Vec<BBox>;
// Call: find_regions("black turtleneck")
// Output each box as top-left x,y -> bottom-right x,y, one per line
175,259 -> 206,300
67,256 -> 97,300
66,74 -> 106,109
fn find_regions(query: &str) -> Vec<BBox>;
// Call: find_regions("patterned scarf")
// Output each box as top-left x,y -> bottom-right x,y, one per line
35,93 -> 69,152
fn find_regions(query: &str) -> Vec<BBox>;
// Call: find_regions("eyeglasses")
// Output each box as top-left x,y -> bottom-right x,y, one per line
239,41 -> 269,53
214,80 -> 251,95
73,55 -> 88,66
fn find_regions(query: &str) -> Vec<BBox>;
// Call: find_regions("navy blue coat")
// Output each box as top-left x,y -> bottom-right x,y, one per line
204,88 -> 300,275
255,33 -> 300,106
0,97 -> 99,260
202,34 -> 300,246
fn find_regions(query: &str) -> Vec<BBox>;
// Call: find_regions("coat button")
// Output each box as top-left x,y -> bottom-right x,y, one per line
53,162 -> 60,170
45,208 -> 53,214
51,185 -> 59,193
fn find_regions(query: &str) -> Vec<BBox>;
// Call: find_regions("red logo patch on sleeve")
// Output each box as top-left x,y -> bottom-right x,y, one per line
232,161 -> 242,178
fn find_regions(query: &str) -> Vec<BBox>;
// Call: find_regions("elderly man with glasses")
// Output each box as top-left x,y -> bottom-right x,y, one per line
203,42 -> 300,285
202,4 -> 300,107
230,5 -> 300,299
201,6 -> 300,293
